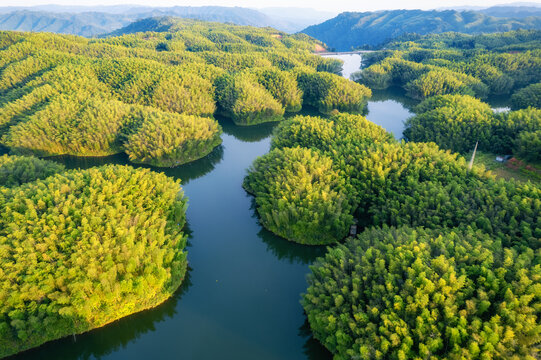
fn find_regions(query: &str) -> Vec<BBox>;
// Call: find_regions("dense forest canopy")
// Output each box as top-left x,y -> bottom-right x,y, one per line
303,226 -> 540,359
244,110 -> 540,357
0,18 -> 370,166
302,10 -> 541,51
0,14 -> 539,360
357,30 -> 541,103
0,163 -> 188,358
247,111 -> 541,244
245,110 -> 540,357
403,95 -> 541,161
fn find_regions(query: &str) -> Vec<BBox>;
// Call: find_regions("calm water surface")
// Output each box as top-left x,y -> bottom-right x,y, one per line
324,53 -> 414,138
8,57 -> 414,359
321,54 -> 362,80
12,118 -> 331,360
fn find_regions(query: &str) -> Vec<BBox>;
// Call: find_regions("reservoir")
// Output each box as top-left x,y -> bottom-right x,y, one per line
12,55 -> 415,360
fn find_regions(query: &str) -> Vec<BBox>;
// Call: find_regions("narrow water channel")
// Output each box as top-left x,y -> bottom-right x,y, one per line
12,118 -> 331,360
324,53 -> 414,138
10,55 -> 416,359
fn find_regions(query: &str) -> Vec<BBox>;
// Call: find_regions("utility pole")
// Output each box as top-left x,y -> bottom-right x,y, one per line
468,141 -> 478,171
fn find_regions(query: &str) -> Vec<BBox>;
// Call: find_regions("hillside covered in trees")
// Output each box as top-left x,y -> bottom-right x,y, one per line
357,30 -> 541,99
1,12 -> 540,359
0,18 -> 371,167
245,109 -> 540,357
355,30 -> 541,161
0,158 -> 189,358
302,10 -> 541,50
243,24 -> 541,358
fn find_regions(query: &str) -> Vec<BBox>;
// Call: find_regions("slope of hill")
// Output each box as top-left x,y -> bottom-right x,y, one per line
302,9 -> 541,51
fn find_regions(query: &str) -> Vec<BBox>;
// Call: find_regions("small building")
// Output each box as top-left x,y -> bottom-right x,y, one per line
496,155 -> 513,163
349,219 -> 359,237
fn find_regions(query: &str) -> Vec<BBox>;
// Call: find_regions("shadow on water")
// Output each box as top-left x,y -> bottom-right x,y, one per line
370,86 -> 419,112
485,94 -> 511,112
249,198 -> 328,265
46,144 -> 225,186
366,87 -> 416,139
217,107 -> 324,144
257,227 -> 327,266
299,319 -> 333,360
10,271 -> 193,360
218,116 -> 279,142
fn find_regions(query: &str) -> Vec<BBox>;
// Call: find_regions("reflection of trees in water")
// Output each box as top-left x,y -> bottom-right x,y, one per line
485,93 -> 511,109
13,271 -> 193,360
45,144 -> 225,186
370,86 -> 419,112
159,144 -> 224,184
218,116 -> 278,143
218,106 -> 338,143
0,144 -> 9,156
248,198 -> 327,265
46,152 -> 131,170
299,317 -> 333,360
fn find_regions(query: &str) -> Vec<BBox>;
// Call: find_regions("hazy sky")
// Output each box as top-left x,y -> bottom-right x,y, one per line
4,0 -> 541,12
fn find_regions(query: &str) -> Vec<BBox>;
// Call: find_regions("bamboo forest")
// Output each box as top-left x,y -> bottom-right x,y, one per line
0,8 -> 540,360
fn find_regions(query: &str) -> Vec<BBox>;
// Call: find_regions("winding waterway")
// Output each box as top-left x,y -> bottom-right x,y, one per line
325,53 -> 414,138
10,54 -> 415,360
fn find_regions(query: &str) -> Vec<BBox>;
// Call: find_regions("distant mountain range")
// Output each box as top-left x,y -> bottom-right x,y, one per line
1,4 -> 541,44
479,5 -> 541,18
0,5 -> 333,36
0,11 -> 132,37
302,9 -> 541,51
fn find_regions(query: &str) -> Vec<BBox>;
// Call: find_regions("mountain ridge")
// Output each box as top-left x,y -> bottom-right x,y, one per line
301,9 -> 541,51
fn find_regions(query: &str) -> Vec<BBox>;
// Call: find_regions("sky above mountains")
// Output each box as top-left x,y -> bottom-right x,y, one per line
5,1 -> 541,12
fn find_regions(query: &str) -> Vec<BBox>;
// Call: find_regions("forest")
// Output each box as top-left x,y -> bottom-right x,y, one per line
357,30 -> 541,100
0,18 -> 540,360
245,110 -> 540,358
0,157 -> 189,358
355,30 -> 541,160
244,30 -> 540,359
0,18 -> 369,167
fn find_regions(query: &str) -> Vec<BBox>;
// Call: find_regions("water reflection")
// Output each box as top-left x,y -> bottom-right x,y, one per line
370,86 -> 419,112
218,116 -> 278,142
47,144 -> 225,186
299,319 -> 333,360
366,87 -> 416,139
256,225 -> 327,266
321,54 -> 362,79
486,94 -> 511,109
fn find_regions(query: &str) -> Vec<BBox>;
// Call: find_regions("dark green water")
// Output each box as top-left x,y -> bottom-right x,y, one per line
10,117 -> 332,360
6,90 -> 413,359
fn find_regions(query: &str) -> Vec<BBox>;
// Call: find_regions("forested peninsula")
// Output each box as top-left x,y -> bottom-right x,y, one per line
0,159 -> 188,358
